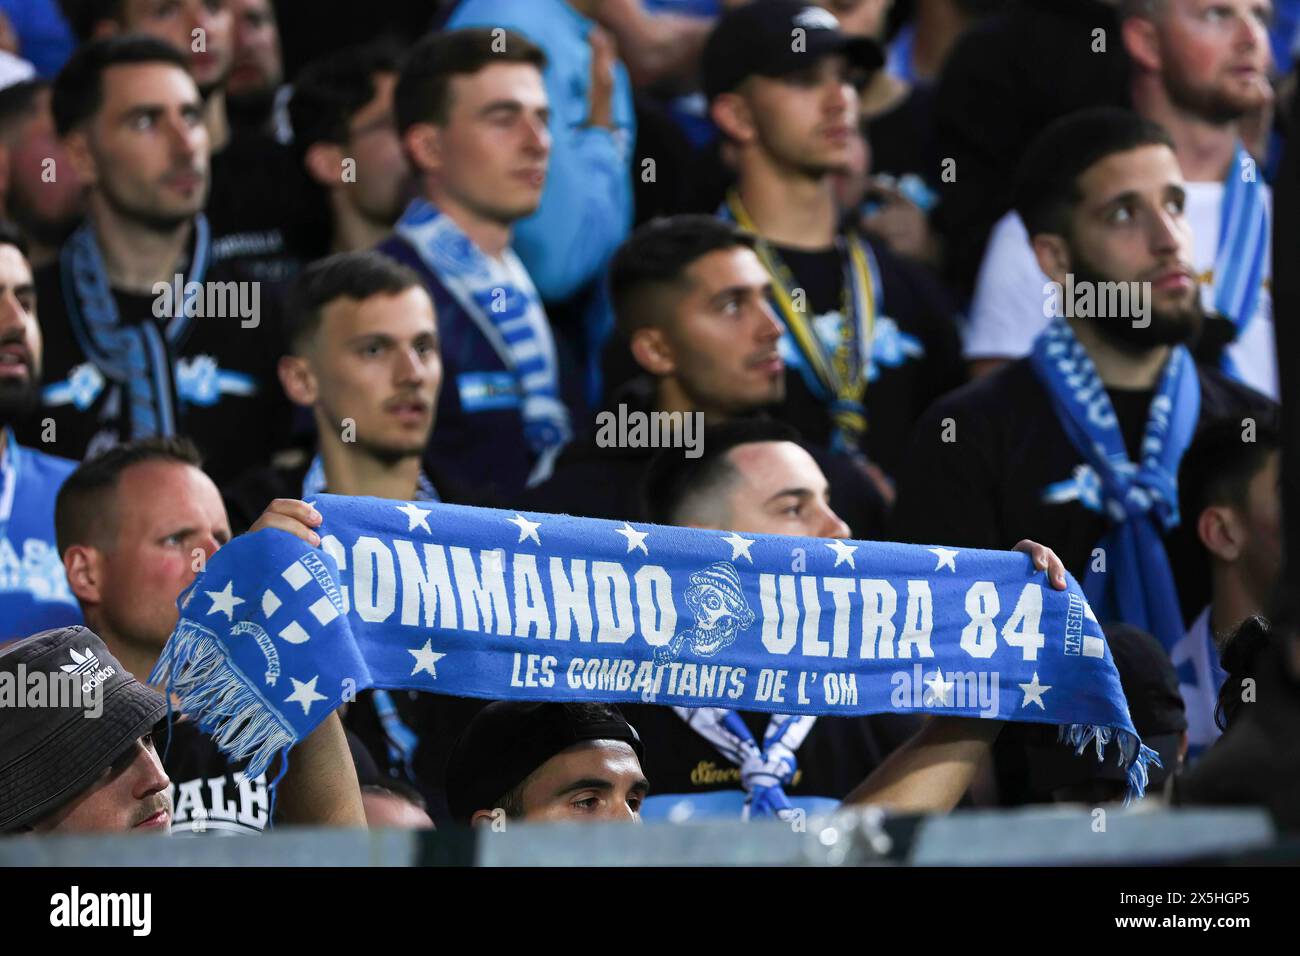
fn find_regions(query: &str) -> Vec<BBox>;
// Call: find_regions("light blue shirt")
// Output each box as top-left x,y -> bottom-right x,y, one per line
447,0 -> 636,303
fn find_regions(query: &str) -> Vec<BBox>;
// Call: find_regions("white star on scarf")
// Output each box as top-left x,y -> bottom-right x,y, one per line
722,531 -> 755,563
285,675 -> 328,716
825,539 -> 857,569
1019,672 -> 1051,710
509,513 -> 542,545
205,580 -> 245,621
930,548 -> 960,572
408,639 -> 446,678
616,522 -> 649,555
396,502 -> 432,533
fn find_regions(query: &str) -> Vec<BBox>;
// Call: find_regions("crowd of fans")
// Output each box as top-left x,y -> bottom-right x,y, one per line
0,0 -> 1297,840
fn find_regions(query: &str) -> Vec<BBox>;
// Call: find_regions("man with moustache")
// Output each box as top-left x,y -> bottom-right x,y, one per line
704,1 -> 963,486
0,223 -> 81,641
378,29 -> 572,502
21,36 -> 290,484
889,110 -> 1274,797
60,0 -> 305,281
966,0 -> 1278,398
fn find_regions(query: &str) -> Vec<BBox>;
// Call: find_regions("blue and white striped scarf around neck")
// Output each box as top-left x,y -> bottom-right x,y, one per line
153,496 -> 1161,806
62,216 -> 211,438
394,198 -> 571,487
1030,317 -> 1200,656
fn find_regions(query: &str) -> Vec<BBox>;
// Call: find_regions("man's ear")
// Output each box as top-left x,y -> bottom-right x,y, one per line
628,326 -> 676,377
402,122 -> 442,177
1030,233 -> 1071,285
469,809 -> 498,828
278,354 -> 318,408
304,141 -> 346,189
710,92 -> 756,146
63,544 -> 104,606
1197,504 -> 1244,563
62,130 -> 98,189
1120,14 -> 1162,74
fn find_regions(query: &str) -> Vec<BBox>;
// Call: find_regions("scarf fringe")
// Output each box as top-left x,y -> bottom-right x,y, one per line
149,622 -> 296,780
1060,723 -> 1163,803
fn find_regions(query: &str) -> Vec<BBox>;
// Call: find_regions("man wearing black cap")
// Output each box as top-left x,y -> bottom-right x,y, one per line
0,624 -> 366,834
445,701 -> 648,824
704,0 -> 963,484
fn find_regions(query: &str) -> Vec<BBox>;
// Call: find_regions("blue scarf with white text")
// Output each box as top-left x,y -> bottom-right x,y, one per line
152,496 -> 1159,801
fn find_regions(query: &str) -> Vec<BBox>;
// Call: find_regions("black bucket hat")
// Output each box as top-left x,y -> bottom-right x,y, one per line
0,626 -> 168,832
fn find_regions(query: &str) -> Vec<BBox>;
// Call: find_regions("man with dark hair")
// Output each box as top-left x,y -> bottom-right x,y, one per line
446,701 -> 649,825
0,223 -> 81,641
379,28 -> 572,502
361,781 -> 434,830
527,215 -> 884,536
0,78 -> 84,267
223,250 -> 492,820
966,0 -> 1277,397
288,42 -> 411,257
444,0 -> 634,308
25,35 -> 290,483
0,624 -> 366,834
61,0 -> 306,282
704,1 -> 963,483
890,108 -> 1274,799
1171,411 -> 1281,755
624,419 -> 1067,819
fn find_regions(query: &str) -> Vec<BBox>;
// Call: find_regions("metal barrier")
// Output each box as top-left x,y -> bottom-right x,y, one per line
0,806 -> 1281,866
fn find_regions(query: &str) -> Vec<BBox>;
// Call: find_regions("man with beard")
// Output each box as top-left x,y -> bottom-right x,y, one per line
890,111 -> 1275,804
0,79 -> 84,267
703,1 -> 963,488
224,0 -> 286,140
60,0 -> 305,282
966,0 -> 1278,399
0,223 -> 81,641
288,43 -> 413,259
22,36 -> 290,483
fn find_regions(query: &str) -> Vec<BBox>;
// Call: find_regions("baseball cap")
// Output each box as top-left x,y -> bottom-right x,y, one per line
444,701 -> 644,823
702,0 -> 885,103
0,626 -> 168,833
1026,624 -> 1188,793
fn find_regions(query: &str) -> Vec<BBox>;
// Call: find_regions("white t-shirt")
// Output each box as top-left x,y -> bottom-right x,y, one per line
962,182 -> 1277,399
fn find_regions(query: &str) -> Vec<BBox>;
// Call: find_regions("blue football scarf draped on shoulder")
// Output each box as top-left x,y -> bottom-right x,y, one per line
1030,317 -> 1200,656
393,198 -> 571,486
1214,143 -> 1271,381
151,496 -> 1160,802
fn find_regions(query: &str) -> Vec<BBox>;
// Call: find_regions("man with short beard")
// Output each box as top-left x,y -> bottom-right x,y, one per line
224,0 -> 286,139
966,0 -> 1279,398
0,223 -> 81,641
21,36 -> 291,484
59,0 -> 305,282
